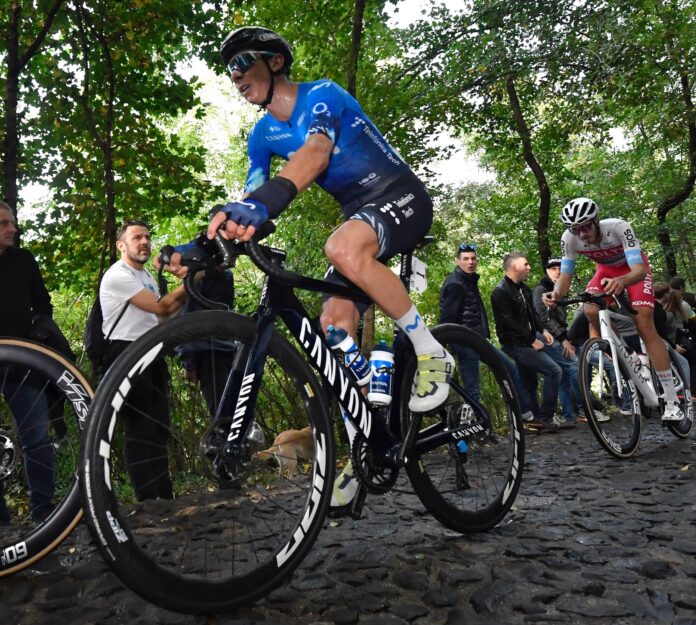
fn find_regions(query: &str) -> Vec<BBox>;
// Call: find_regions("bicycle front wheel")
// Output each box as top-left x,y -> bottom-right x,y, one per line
0,339 -> 92,577
80,311 -> 334,614
400,324 -> 524,533
579,338 -> 641,458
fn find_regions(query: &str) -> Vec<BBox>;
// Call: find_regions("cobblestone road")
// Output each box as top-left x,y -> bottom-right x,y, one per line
2,420 -> 695,625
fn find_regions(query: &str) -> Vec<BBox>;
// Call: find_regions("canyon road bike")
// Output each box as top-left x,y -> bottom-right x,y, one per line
80,229 -> 524,614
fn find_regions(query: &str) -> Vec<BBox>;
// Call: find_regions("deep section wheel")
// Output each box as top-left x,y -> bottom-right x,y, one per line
80,311 -> 334,613
400,324 -> 524,533
0,339 -> 92,576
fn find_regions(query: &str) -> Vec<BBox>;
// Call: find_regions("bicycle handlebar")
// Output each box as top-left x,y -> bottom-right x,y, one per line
555,292 -> 638,316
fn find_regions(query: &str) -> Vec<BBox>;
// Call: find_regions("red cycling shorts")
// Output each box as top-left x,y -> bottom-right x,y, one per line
585,252 -> 654,308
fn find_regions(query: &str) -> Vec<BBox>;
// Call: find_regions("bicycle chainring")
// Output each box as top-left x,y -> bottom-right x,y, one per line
351,432 -> 398,494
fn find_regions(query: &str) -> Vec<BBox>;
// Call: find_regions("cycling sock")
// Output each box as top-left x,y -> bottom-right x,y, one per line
394,304 -> 442,356
656,369 -> 678,401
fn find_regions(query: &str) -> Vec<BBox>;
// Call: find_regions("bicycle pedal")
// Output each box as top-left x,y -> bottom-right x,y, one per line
349,486 -> 368,520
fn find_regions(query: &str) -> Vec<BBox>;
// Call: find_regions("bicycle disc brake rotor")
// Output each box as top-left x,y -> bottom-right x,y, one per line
446,401 -> 490,446
0,429 -> 18,480
351,431 -> 398,494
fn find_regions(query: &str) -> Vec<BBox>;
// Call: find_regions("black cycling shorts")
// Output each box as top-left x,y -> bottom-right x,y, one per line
323,171 -> 433,312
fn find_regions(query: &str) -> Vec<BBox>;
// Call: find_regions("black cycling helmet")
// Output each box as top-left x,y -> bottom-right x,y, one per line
220,27 -> 294,76
561,197 -> 599,228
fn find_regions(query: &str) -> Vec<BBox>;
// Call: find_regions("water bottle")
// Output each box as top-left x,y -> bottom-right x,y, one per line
326,325 -> 371,386
367,340 -> 394,406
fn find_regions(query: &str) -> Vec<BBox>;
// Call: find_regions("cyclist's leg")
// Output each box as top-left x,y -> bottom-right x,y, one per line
625,269 -> 682,419
326,219 -> 453,412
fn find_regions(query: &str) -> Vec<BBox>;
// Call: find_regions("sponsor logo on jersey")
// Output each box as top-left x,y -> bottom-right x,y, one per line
395,193 -> 414,208
359,172 -> 379,187
265,133 -> 293,141
624,228 -> 637,247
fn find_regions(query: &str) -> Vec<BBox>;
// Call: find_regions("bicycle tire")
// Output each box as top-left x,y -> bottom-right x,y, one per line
665,346 -> 694,439
579,338 -> 641,458
400,324 -> 524,533
0,339 -> 92,577
80,311 -> 334,614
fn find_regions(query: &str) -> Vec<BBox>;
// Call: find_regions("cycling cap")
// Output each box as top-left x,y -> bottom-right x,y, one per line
546,258 -> 562,268
220,27 -> 293,73
561,197 -> 599,227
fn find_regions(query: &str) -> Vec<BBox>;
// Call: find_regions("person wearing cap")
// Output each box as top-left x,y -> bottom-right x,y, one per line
440,243 -> 535,420
533,257 -> 583,426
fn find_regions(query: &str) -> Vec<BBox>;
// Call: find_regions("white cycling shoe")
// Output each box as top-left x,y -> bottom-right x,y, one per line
408,349 -> 455,413
662,401 -> 685,422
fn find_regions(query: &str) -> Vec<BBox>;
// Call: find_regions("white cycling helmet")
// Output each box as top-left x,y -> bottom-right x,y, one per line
561,197 -> 599,227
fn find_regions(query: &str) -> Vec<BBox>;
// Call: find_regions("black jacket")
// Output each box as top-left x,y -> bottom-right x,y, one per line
439,268 -> 490,338
491,276 -> 543,348
0,247 -> 52,339
532,275 -> 569,342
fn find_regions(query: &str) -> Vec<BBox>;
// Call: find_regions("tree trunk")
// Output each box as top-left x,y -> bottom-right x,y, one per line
75,1 -> 118,266
3,2 -> 21,219
505,75 -> 551,264
655,70 -> 696,277
2,0 -> 65,221
346,0 -> 366,98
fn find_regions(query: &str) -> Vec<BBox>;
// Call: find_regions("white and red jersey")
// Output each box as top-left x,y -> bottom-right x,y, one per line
560,218 -> 643,274
560,217 -> 654,308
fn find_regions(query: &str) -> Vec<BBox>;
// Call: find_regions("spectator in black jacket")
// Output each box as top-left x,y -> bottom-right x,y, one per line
533,258 -> 583,427
0,202 -> 55,524
491,252 -> 560,431
440,243 -> 534,418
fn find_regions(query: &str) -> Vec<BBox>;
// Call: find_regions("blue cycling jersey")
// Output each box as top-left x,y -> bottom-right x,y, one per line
245,80 -> 410,217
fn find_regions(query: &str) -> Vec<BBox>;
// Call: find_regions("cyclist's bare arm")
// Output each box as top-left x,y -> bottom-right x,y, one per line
545,272 -> 573,305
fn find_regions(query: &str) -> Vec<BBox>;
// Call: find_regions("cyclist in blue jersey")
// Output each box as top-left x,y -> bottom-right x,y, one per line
181,26 -> 454,514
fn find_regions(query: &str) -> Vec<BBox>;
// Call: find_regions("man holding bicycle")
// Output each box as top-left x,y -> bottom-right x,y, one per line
543,197 -> 684,422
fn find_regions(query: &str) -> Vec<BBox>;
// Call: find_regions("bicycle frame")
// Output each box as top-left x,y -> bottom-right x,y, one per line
213,241 -> 481,470
597,309 -> 659,407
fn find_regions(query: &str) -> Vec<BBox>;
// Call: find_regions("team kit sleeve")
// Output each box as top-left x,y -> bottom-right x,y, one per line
304,81 -> 344,145
616,220 -> 644,266
244,123 -> 272,194
559,229 -> 577,275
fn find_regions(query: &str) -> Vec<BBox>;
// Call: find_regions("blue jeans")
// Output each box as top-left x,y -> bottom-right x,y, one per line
504,342 -> 562,421
543,340 -> 582,420
0,379 -> 54,521
453,344 -> 533,414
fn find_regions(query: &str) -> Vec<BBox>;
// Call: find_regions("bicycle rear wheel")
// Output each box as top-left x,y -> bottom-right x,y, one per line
0,339 -> 92,576
579,338 -> 641,458
665,345 -> 694,439
400,324 -> 524,533
80,311 -> 334,614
